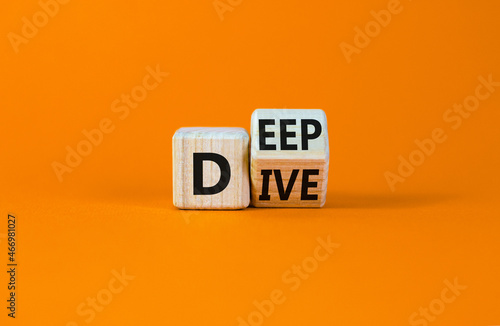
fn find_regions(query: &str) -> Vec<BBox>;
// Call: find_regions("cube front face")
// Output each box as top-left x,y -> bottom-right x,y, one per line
173,127 -> 250,209
250,109 -> 329,207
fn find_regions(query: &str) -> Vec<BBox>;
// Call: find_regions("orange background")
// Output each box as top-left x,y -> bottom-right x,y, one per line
1,0 -> 500,325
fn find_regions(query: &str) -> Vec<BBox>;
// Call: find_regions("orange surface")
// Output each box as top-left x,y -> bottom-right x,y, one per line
1,0 -> 500,325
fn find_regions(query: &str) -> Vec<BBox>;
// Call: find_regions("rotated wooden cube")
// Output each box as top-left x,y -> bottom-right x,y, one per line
173,127 -> 250,209
250,109 -> 329,207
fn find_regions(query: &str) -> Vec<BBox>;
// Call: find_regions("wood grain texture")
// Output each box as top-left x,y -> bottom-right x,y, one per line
173,127 -> 250,209
250,109 -> 329,207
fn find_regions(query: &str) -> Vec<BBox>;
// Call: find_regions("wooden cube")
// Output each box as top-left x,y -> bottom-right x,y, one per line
250,109 -> 329,207
173,127 -> 250,209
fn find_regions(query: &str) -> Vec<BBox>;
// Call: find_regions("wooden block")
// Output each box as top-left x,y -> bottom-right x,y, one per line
173,127 -> 250,209
250,109 -> 329,207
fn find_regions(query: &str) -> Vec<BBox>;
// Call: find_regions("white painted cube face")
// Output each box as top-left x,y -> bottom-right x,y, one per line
250,109 -> 329,157
250,109 -> 329,207
172,127 -> 250,210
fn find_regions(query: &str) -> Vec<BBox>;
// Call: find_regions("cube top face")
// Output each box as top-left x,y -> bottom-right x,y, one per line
250,109 -> 329,160
173,127 -> 249,141
250,109 -> 329,208
173,127 -> 250,210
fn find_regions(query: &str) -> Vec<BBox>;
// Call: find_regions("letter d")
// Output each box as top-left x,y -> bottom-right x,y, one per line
397,155 -> 415,178
353,26 -> 371,48
65,145 -> 82,168
193,153 -> 231,195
